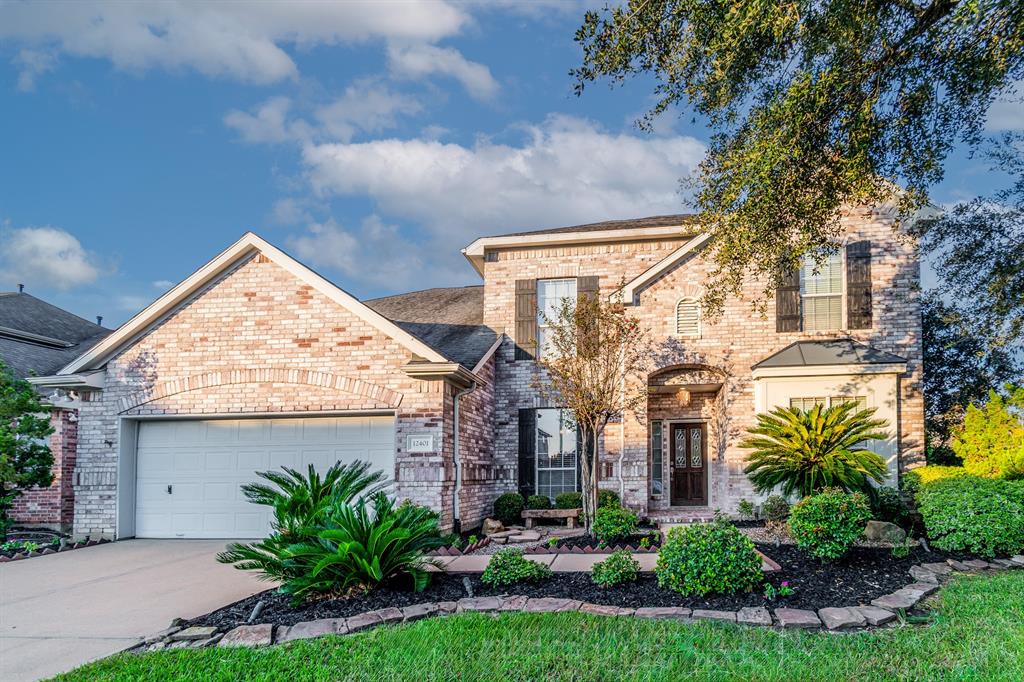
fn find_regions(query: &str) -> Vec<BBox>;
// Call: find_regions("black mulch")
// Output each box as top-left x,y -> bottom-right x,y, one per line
190,543 -> 966,630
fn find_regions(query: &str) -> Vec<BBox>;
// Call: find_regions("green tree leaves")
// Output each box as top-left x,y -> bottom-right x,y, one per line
0,361 -> 54,537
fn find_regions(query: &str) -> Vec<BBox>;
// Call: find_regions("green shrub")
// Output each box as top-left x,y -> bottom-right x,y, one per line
592,505 -> 638,544
741,402 -> 888,498
655,519 -> 763,596
788,488 -> 872,560
591,550 -> 640,587
871,486 -> 908,525
761,495 -> 790,522
526,494 -> 551,510
480,547 -> 553,587
952,384 -> 1024,480
902,465 -> 968,497
597,489 -> 621,509
737,499 -> 755,520
916,475 -> 1024,557
554,492 -> 583,509
493,493 -> 525,526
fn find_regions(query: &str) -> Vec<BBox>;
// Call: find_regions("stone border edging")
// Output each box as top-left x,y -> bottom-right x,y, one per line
0,537 -> 110,563
134,555 -> 1024,653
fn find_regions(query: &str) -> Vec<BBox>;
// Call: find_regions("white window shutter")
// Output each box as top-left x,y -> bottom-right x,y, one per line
676,298 -> 701,337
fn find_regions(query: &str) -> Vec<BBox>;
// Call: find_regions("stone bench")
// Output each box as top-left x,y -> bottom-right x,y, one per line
521,508 -> 580,529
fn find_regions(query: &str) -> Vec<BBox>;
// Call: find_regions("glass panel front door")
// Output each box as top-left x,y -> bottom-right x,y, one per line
670,423 -> 707,506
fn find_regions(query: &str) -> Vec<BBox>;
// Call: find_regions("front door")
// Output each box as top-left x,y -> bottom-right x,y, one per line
670,423 -> 707,506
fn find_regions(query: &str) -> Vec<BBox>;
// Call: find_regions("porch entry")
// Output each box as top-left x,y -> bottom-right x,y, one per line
670,422 -> 707,506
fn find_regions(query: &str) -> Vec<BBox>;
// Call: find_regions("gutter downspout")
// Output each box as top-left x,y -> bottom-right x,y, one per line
452,381 -> 478,535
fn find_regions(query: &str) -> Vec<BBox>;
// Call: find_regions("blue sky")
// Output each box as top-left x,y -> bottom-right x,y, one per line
0,1 -> 1020,327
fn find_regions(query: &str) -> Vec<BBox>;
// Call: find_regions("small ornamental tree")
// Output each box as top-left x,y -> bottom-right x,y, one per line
0,362 -> 54,538
952,384 -> 1024,480
534,289 -> 649,531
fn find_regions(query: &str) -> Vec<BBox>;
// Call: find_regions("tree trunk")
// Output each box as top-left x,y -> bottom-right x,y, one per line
579,422 -> 599,532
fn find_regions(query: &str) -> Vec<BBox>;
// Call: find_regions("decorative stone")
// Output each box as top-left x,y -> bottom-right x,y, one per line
456,597 -> 503,613
481,518 -> 504,535
401,603 -> 440,622
947,559 -> 972,572
345,612 -> 382,633
818,607 -> 866,630
1010,555 -> 1024,566
147,642 -> 167,652
963,559 -> 990,570
854,606 -> 897,626
364,608 -> 404,625
993,559 -> 1020,569
905,582 -> 939,596
580,603 -> 634,617
508,531 -> 541,543
864,520 -> 907,544
774,608 -> 821,628
168,640 -> 191,650
920,562 -> 952,576
487,530 -> 518,539
909,565 -> 939,583
736,607 -> 772,626
634,607 -> 692,620
219,624 -> 273,648
277,619 -> 345,642
143,626 -> 182,644
692,609 -> 736,622
984,560 -> 1006,570
524,598 -> 582,613
191,635 -> 222,649
170,626 -> 218,641
499,595 -> 529,611
871,589 -> 921,611
437,601 -> 458,615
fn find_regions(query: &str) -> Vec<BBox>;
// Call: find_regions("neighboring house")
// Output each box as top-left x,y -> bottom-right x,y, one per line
0,290 -> 110,530
31,206 -> 923,539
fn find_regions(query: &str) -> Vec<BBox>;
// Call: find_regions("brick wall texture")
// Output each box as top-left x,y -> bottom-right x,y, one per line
10,409 -> 77,529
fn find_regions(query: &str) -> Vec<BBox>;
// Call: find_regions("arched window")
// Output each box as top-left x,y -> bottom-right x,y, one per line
675,297 -> 701,337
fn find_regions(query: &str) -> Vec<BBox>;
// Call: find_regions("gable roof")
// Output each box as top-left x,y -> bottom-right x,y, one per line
488,214 -> 698,238
0,293 -> 110,378
58,233 -> 450,375
364,286 -> 497,370
753,339 -> 907,369
620,232 -> 712,303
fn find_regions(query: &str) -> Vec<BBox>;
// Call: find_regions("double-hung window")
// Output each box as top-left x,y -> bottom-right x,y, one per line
536,278 -> 576,360
535,408 -> 578,500
800,252 -> 844,330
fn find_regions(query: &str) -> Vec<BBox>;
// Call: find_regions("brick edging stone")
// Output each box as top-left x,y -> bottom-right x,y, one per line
134,556 -> 1024,653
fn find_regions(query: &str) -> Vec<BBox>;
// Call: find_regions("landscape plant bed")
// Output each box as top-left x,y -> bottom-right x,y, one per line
0,532 -> 108,562
431,536 -> 491,556
189,543 -> 966,631
525,532 -> 661,554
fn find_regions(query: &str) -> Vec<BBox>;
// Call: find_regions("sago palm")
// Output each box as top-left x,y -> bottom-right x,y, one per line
741,402 -> 889,498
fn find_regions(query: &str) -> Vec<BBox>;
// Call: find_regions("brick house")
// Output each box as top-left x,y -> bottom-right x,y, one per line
32,208 -> 923,539
0,290 -> 110,531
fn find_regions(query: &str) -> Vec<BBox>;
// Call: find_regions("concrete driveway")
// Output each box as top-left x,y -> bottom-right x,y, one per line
0,539 -> 264,681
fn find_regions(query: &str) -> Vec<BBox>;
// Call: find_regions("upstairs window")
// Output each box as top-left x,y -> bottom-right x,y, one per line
800,252 -> 844,331
675,298 -> 701,337
536,278 -> 576,359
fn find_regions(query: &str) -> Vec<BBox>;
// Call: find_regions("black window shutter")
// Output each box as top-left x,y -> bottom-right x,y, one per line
846,240 -> 872,329
518,408 -> 536,498
776,267 -> 802,332
514,279 -> 537,360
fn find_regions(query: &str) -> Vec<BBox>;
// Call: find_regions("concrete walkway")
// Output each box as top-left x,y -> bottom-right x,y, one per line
0,539 -> 263,681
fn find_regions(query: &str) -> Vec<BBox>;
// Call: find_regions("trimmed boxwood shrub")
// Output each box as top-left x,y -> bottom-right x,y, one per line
493,493 -> 525,526
592,505 -> 638,544
526,494 -> 551,510
597,489 -> 621,509
480,547 -> 552,587
788,488 -> 872,560
655,519 -> 763,596
761,495 -> 790,522
916,475 -> 1024,557
554,492 -> 583,509
591,549 -> 640,587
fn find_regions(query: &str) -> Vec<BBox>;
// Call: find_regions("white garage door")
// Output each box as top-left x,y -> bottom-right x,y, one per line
134,415 -> 395,539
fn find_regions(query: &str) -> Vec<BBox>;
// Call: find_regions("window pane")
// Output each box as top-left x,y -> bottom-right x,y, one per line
535,408 -> 578,500
651,422 -> 663,496
536,279 -> 576,360
832,395 -> 867,409
803,295 -> 842,330
690,429 -> 702,468
790,397 -> 826,412
801,252 -> 843,330
801,253 -> 842,295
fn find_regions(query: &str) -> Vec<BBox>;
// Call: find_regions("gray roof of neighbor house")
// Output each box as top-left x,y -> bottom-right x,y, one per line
490,214 -> 697,238
753,339 -> 907,369
0,292 -> 111,378
364,286 -> 496,369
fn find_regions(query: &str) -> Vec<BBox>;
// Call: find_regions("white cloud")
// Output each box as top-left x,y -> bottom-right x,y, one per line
387,43 -> 498,101
152,280 -> 174,290
1,1 -> 470,86
314,82 -> 422,142
224,97 -> 312,144
13,48 -> 57,91
302,114 -> 706,245
986,81 -> 1024,131
0,226 -> 101,291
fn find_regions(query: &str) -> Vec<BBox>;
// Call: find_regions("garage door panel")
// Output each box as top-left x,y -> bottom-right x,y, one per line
135,416 -> 396,538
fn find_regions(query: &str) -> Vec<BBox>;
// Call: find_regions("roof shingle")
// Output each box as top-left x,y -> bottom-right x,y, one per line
0,293 -> 111,378
487,214 -> 697,238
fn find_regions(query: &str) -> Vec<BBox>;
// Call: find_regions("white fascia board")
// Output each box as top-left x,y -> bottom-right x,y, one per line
752,362 -> 907,380
620,232 -> 711,304
60,232 -> 448,374
471,332 -> 504,376
462,224 -> 696,277
27,370 -> 106,389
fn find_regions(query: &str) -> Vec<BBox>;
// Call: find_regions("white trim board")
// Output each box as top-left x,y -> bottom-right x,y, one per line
60,232 -> 449,374
619,233 -> 712,304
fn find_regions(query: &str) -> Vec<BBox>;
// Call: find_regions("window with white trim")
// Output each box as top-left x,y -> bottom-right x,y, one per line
800,251 -> 844,330
650,421 -> 664,496
789,396 -> 867,411
535,408 -> 578,500
675,298 -> 701,337
536,278 -> 576,360
789,397 -> 826,412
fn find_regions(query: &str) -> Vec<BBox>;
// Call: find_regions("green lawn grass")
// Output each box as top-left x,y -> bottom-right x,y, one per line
56,571 -> 1024,681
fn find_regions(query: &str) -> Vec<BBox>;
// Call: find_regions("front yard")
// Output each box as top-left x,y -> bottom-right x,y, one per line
56,570 -> 1024,681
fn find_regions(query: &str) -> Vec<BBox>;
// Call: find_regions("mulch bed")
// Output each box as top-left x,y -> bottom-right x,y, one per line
190,543 -> 965,630
527,531 -> 663,554
0,530 -> 108,562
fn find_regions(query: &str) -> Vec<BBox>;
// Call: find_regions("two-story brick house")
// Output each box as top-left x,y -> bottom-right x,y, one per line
33,207 -> 922,539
